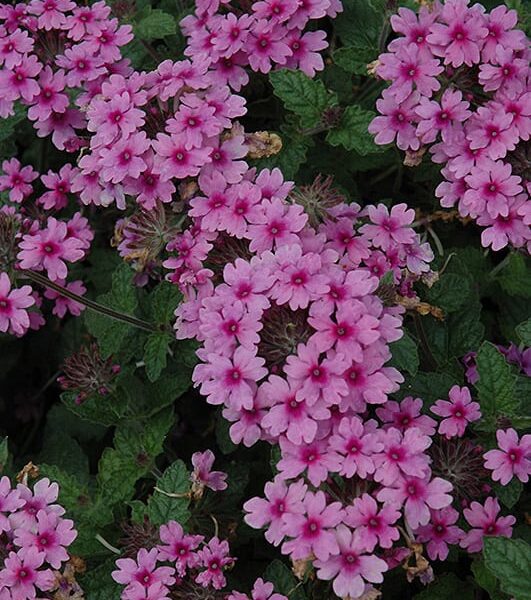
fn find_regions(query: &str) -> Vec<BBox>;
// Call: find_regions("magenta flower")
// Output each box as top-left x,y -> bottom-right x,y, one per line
328,417 -> 383,479
479,193 -> 530,251
481,5 -> 527,62
112,548 -> 175,592
195,537 -> 234,590
0,476 -> 24,533
14,509 -> 76,569
0,54 -> 42,102
427,0 -> 488,67
191,449 -> 228,492
0,547 -> 55,597
431,385 -> 481,438
153,133 -> 212,180
376,397 -> 436,436
345,493 -> 400,550
374,426 -> 432,485
248,21 -> 291,74
158,521 -> 203,577
377,475 -> 453,529
389,5 -> 439,57
314,525 -> 388,599
460,497 -> 515,553
0,158 -> 38,203
38,164 -> 75,210
377,42 -> 443,102
167,98 -> 221,150
100,132 -> 150,184
277,437 -> 340,487
467,106 -> 520,160
220,257 -> 274,311
0,273 -> 35,336
284,30 -> 327,77
18,217 -> 86,281
243,478 -> 307,547
416,89 -> 471,144
284,341 -> 348,406
28,0 -> 75,30
416,507 -> 464,560
369,89 -> 421,151
195,346 -> 267,409
479,47 -> 528,92
483,428 -> 531,486
12,478 -> 64,529
361,203 -> 416,251
87,91 -> 145,146
282,490 -> 344,561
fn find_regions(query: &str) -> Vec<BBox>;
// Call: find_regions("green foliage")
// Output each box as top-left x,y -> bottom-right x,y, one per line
144,331 -> 173,382
471,559 -> 505,600
135,8 -> 177,39
389,332 -> 419,376
333,44 -> 378,75
0,437 -> 8,473
516,318 -> 531,345
326,105 -> 384,155
262,560 -> 307,600
269,70 -> 336,129
493,478 -> 523,509
147,459 -> 191,526
496,253 -> 531,298
414,573 -> 475,600
483,537 -> 531,600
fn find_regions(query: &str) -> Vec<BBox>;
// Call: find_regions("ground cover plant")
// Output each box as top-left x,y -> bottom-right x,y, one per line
0,0 -> 530,598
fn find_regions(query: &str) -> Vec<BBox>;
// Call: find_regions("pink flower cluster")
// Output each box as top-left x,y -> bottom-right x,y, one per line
0,476 -> 77,598
369,0 -> 531,252
0,0 -> 132,151
0,158 -> 93,336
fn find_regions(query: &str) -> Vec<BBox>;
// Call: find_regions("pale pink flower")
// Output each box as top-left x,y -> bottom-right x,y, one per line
191,450 -> 228,492
345,493 -> 400,551
416,507 -> 464,560
460,497 -> 515,553
195,537 -> 234,590
483,428 -> 531,486
431,385 -> 481,438
157,521 -> 203,576
0,273 -> 35,336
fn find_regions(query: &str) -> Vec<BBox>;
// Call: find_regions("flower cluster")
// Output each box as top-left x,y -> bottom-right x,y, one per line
0,0 -> 133,150
0,476 -> 77,598
369,0 -> 531,252
0,158 -> 93,336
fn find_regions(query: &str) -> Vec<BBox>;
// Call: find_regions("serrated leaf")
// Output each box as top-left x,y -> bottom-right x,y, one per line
493,478 -> 523,509
326,105 -> 384,155
516,319 -> 531,345
150,282 -> 181,324
333,44 -> 379,75
270,70 -> 335,129
389,332 -> 419,376
262,560 -> 307,600
147,460 -> 190,526
335,0 -> 385,47
484,537 -> 531,600
144,332 -> 173,382
136,9 -> 176,40
496,253 -> 531,298
475,342 -> 518,423
399,372 -> 456,407
471,559 -> 505,600
415,573 -> 474,600
426,273 -> 471,313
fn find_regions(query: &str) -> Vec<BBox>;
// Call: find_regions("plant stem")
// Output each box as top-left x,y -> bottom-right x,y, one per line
20,269 -> 159,333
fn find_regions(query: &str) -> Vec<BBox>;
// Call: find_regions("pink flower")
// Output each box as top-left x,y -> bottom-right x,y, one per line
0,547 -> 55,597
284,341 -> 348,406
431,385 -> 481,438
427,0 -> 488,67
284,30 -> 327,77
467,106 -> 519,160
314,525 -> 388,599
243,478 -> 307,547
460,497 -> 515,553
248,21 -> 291,74
167,98 -> 221,150
377,42 -> 443,102
28,67 -> 68,123
12,478 -> 64,529
100,132 -> 150,184
153,133 -> 212,180
377,475 -> 453,529
0,273 -> 35,336
478,47 -> 528,92
0,29 -> 33,69
277,437 -> 340,487
389,5 -> 439,57
112,548 -> 175,592
416,507 -> 464,560
0,158 -> 38,203
416,89 -> 471,144
282,490 -> 344,561
195,346 -> 267,409
157,521 -> 203,576
14,509 -> 76,569
87,92 -> 145,146
0,476 -> 24,533
195,537 -> 234,590
345,493 -> 400,551
56,45 -> 106,87
223,389 -> 272,447
479,193 -> 530,251
361,203 -> 416,250
191,450 -> 228,492
481,5 -> 526,62
28,0 -> 75,30
202,134 -> 248,184
369,89 -> 421,151
44,279 -> 86,318
376,397 -> 436,436
0,54 -> 42,102
328,417 -> 383,479
219,257 -> 274,311
483,428 -> 531,486
18,217 -> 86,281
38,164 -> 76,210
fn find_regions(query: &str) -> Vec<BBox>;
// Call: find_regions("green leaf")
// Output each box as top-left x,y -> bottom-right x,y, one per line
475,342 -> 518,423
270,70 -> 335,129
215,413 -> 237,455
149,282 -> 181,324
144,331 -> 173,382
389,332 -> 419,376
426,273 -> 471,313
0,437 -> 8,473
415,573 -> 475,600
471,559 -> 504,600
496,253 -> 531,298
147,460 -> 191,526
516,318 -> 531,345
262,560 -> 307,600
85,264 -> 138,358
334,0 -> 386,48
484,537 -> 531,600
333,44 -> 379,75
136,9 -> 176,40
326,105 -> 384,155
493,478 -> 523,509
399,371 -> 456,407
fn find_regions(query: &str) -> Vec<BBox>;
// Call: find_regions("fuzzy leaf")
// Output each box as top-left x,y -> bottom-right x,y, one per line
333,44 -> 378,75
496,253 -> 531,298
136,9 -> 176,40
144,332 -> 173,382
516,318 -> 531,346
270,70 -> 335,129
147,460 -> 191,526
326,105 -> 384,155
389,332 -> 419,376
262,560 -> 307,600
426,273 -> 471,313
493,478 -> 523,509
483,537 -> 531,600
471,559 -> 504,600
